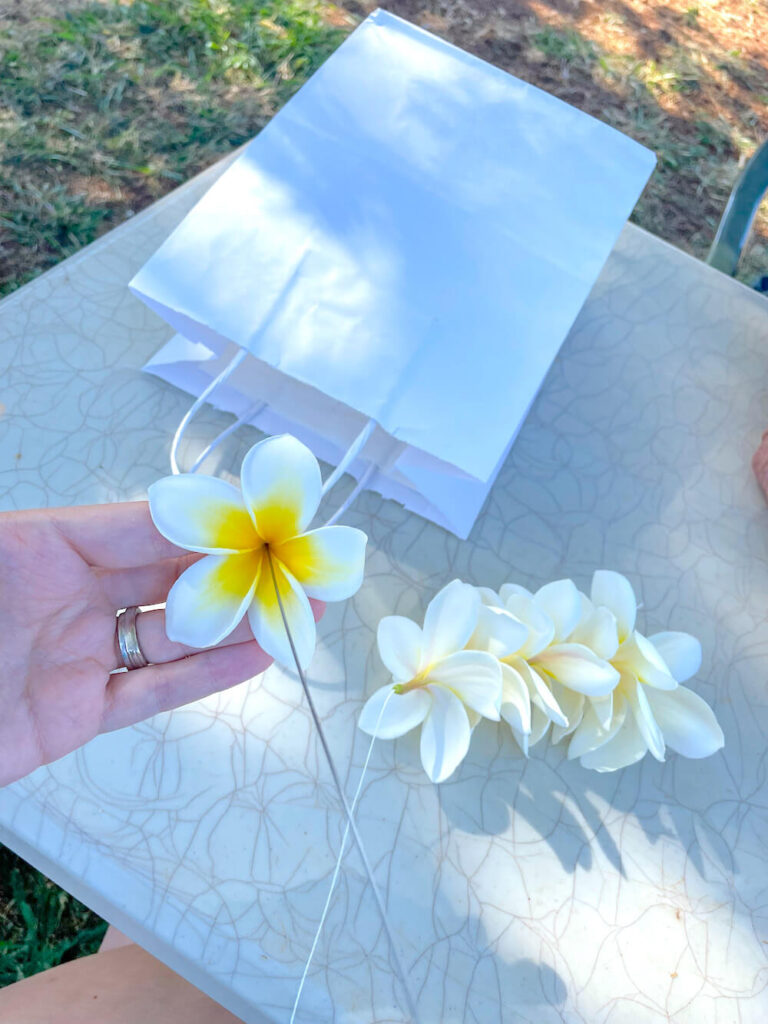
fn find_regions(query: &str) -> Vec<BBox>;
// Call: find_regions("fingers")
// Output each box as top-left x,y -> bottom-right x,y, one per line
50,501 -> 184,568
98,553 -> 202,609
104,597 -> 325,733
101,639 -> 274,735
129,606 -> 256,667
112,599 -> 325,671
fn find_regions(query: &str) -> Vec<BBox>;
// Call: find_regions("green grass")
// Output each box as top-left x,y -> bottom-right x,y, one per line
0,0 -> 348,296
533,26 -> 596,65
522,18 -> 767,279
684,6 -> 700,27
2,1 -> 767,293
0,844 -> 107,984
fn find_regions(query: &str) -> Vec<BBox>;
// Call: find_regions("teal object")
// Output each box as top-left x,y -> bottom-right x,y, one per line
708,139 -> 768,286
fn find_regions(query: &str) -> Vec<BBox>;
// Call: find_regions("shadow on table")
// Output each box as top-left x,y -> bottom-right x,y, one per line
435,719 -> 733,882
354,229 -> 759,889
400,870 -> 569,1022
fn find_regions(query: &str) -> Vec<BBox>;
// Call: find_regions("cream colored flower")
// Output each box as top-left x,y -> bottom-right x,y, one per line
473,580 -> 619,754
566,571 -> 724,771
360,571 -> 722,782
358,580 -> 502,783
148,434 -> 367,670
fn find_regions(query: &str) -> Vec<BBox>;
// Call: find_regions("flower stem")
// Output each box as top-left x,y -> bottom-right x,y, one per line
265,548 -> 421,1024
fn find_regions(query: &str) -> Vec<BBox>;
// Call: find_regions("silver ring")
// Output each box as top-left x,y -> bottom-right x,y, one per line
116,606 -> 150,670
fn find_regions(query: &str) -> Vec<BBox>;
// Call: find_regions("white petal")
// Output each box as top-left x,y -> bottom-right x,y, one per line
499,663 -> 532,740
590,570 -> 637,642
275,526 -> 367,601
420,686 -> 471,783
358,685 -> 430,740
590,692 -> 614,731
422,579 -> 479,663
165,551 -> 260,647
499,582 -> 532,602
645,685 -> 724,759
377,616 -> 423,682
476,586 -> 504,608
550,681 -> 584,743
247,552 -> 316,670
570,605 -> 619,661
534,578 -> 582,641
532,643 -> 620,697
516,660 -> 568,727
626,677 -> 666,761
240,435 -> 321,544
148,474 -> 259,554
528,705 -> 551,747
426,650 -> 502,720
466,708 -> 482,732
579,714 -> 648,772
509,727 -> 530,757
568,695 -> 627,759
613,632 -> 677,690
648,631 -> 702,683
504,594 -> 555,657
573,591 -> 594,627
469,604 -> 528,659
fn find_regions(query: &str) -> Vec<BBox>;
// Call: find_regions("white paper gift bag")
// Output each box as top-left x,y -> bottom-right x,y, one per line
132,9 -> 655,538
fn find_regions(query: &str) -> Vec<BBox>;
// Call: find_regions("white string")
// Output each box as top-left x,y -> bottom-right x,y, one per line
176,366 -> 401,1013
189,399 -> 267,472
170,347 -> 249,474
267,551 -> 419,1024
320,419 -> 376,496
289,687 -> 395,1023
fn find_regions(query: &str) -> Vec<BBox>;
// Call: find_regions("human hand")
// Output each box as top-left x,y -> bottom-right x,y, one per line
0,502 -> 322,786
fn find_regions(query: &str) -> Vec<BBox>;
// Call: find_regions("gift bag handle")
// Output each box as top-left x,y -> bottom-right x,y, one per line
170,347 -> 377,524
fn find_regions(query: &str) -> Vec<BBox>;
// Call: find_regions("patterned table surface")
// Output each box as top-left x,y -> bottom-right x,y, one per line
2,156 -> 768,1024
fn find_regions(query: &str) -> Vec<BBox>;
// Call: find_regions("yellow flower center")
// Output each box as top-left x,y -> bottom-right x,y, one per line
394,667 -> 432,695
203,503 -> 262,550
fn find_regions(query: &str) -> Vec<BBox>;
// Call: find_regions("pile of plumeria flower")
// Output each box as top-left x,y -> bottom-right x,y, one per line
359,574 -> 725,781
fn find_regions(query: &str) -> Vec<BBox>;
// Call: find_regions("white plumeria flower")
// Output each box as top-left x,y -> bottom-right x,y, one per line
475,580 -> 619,755
358,580 -> 502,783
148,434 -> 367,670
548,587 -> 622,746
566,571 -> 724,771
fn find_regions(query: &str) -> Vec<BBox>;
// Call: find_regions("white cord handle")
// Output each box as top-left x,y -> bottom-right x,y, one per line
320,418 -> 376,496
170,349 -> 377,524
170,347 -> 249,474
